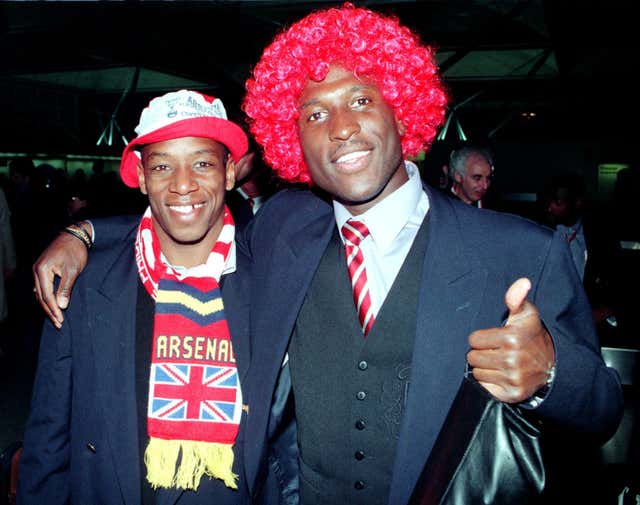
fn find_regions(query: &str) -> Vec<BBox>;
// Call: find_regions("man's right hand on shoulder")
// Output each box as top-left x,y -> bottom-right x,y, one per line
33,222 -> 91,329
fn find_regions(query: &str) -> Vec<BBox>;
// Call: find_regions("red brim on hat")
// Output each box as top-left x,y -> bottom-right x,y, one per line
119,117 -> 249,188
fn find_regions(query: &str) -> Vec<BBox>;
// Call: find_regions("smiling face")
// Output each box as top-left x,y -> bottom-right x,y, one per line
296,65 -> 407,215
137,136 -> 235,267
454,153 -> 492,204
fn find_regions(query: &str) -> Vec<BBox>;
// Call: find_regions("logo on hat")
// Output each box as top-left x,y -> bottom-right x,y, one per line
135,90 -> 230,137
119,89 -> 248,188
167,97 -> 179,119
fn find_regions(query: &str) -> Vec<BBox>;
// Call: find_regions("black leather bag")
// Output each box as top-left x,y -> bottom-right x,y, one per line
409,374 -> 545,505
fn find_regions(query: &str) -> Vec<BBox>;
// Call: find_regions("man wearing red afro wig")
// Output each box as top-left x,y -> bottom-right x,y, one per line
241,4 -> 621,505
34,4 -> 622,505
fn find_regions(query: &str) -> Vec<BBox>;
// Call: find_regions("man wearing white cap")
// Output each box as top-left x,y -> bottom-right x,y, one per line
19,90 -> 292,505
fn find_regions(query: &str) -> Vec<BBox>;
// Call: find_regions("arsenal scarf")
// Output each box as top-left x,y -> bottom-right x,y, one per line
135,206 -> 242,491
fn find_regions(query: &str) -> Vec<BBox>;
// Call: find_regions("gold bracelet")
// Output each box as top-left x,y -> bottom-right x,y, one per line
61,226 -> 92,251
69,223 -> 92,246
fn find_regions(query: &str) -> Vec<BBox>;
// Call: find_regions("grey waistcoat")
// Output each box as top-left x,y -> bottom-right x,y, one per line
289,216 -> 430,505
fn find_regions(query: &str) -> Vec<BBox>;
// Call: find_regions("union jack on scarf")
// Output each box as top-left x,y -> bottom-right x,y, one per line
135,206 -> 242,491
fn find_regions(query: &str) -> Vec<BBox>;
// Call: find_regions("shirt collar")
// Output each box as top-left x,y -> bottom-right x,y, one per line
160,240 -> 237,277
451,185 -> 481,207
573,217 -> 583,232
236,187 -> 248,199
558,217 -> 583,234
334,160 -> 426,251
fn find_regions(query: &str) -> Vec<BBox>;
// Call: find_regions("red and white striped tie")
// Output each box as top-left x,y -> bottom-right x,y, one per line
342,219 -> 375,336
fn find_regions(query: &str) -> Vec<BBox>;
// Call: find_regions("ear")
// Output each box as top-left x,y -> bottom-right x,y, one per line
396,118 -> 406,137
453,171 -> 463,184
234,151 -> 255,185
225,156 -> 237,191
137,162 -> 148,195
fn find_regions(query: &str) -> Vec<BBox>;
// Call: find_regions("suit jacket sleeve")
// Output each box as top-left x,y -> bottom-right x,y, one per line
18,317 -> 73,504
91,215 -> 140,250
533,228 -> 623,441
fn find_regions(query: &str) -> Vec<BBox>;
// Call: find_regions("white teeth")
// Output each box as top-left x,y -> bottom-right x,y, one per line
170,203 -> 204,214
336,150 -> 369,163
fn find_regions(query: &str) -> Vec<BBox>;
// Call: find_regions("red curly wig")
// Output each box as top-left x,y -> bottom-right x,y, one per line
243,2 -> 449,184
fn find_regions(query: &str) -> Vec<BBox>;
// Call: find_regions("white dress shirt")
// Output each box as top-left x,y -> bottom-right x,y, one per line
557,219 -> 587,281
236,187 -> 265,214
334,161 -> 429,316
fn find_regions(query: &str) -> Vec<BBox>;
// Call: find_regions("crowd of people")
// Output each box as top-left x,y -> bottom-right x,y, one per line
1,3 -> 638,505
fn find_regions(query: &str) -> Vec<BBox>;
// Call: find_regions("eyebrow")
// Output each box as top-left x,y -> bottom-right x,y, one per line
144,148 -> 220,161
299,84 -> 372,110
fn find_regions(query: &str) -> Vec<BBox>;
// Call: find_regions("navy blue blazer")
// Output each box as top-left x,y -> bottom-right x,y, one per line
18,223 -> 253,505
240,185 -> 624,505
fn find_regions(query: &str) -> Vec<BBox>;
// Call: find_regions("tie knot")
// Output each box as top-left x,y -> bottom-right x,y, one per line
342,219 -> 370,247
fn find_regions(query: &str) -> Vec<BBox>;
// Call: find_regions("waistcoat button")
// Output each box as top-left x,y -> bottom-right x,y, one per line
355,419 -> 366,430
358,361 -> 368,371
356,391 -> 366,400
354,480 -> 365,490
355,450 -> 365,460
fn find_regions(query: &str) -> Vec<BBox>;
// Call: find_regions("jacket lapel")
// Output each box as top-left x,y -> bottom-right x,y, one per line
250,206 -> 336,380
388,188 -> 489,505
88,247 -> 142,505
244,204 -> 335,492
220,260 -> 251,384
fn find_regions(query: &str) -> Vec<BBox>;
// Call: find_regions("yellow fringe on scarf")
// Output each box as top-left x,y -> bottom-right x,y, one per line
144,438 -> 237,490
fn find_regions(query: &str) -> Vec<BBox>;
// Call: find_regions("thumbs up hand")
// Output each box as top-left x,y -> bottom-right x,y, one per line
467,278 -> 556,403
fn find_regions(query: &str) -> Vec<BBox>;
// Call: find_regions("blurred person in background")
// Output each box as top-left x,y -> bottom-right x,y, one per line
448,145 -> 494,208
0,185 -> 17,357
